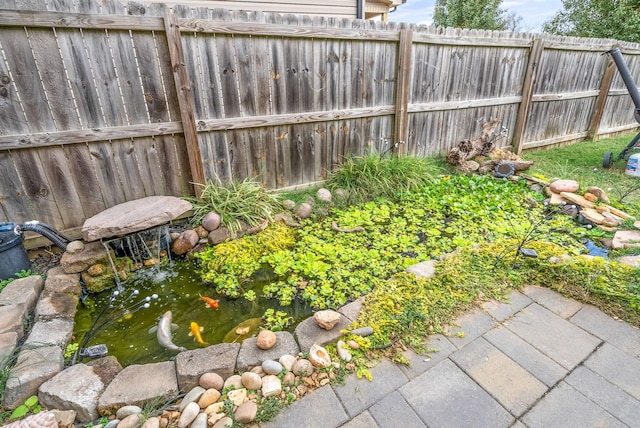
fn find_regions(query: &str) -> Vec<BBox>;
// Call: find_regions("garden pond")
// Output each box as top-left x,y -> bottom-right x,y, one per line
72,259 -> 312,367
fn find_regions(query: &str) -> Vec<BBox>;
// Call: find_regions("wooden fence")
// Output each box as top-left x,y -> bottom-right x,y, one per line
1,0 -> 639,246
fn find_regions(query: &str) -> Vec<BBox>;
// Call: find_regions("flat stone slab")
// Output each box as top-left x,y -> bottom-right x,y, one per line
23,318 -> 74,349
400,359 -> 514,428
505,303 -> 601,369
259,385 -> 348,428
445,308 -> 496,349
522,285 -> 582,318
566,366 -> 640,427
0,304 -> 28,339
584,343 -> 640,400
3,346 -> 64,409
405,260 -> 437,278
450,337 -> 548,416
0,275 -> 44,310
60,242 -> 112,275
175,343 -> 240,391
294,315 -> 351,352
236,331 -> 299,372
522,381 -> 626,428
38,363 -> 108,423
97,361 -> 178,416
483,326 -> 567,387
368,391 -> 427,427
481,289 -> 531,322
334,359 -> 408,417
337,297 -> 364,322
82,196 -> 193,242
570,304 -> 640,358
398,334 -> 457,380
611,229 -> 640,250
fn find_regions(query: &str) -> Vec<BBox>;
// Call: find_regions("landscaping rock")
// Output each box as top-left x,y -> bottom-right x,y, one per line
1,411 -> 58,428
65,240 -> 84,254
261,375 -> 282,398
3,346 -> 64,409
294,203 -> 312,219
234,400 -> 257,423
34,291 -> 79,321
179,387 -> 205,411
97,361 -> 178,415
241,372 -> 262,390
256,330 -> 277,350
295,314 -> 350,352
0,275 -> 44,309
586,186 -> 610,203
207,227 -> 232,245
223,374 -> 243,390
337,297 -> 364,322
236,332 -> 299,372
37,361 -> 109,423
292,359 -> 313,376
82,196 -> 192,242
0,304 -> 28,339
60,241 -> 113,274
261,359 -> 283,375
199,372 -> 224,390
43,267 -> 81,295
175,343 -> 240,391
0,331 -> 18,359
406,260 -> 437,279
549,179 -> 579,193
313,310 -> 341,330
23,318 -> 74,349
612,230 -> 640,250
316,188 -> 332,202
172,229 -> 199,255
197,388 -> 221,408
202,212 -> 222,231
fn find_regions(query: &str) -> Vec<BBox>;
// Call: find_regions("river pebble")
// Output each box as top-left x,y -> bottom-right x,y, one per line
262,359 -> 283,375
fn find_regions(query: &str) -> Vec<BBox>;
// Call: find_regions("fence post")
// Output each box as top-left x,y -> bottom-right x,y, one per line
163,11 -> 206,196
588,55 -> 616,141
394,28 -> 413,155
512,38 -> 544,154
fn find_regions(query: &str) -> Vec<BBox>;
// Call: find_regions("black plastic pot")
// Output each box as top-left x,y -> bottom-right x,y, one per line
0,222 -> 31,281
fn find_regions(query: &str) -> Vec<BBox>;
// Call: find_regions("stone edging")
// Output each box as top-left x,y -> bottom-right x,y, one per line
0,264 -> 368,423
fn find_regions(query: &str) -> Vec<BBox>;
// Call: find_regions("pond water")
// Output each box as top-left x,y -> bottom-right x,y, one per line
73,259 -> 312,366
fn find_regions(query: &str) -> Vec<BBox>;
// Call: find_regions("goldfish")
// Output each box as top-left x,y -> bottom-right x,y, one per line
189,321 -> 208,346
199,294 -> 219,309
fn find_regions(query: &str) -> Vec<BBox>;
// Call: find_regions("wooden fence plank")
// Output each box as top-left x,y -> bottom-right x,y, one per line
164,9 -> 205,190
394,28 -> 412,154
512,38 -> 544,154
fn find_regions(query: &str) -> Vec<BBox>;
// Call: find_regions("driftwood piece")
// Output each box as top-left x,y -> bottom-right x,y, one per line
331,221 -> 365,233
446,119 -> 502,165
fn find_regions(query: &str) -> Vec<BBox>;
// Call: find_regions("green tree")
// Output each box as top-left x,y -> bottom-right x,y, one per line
433,0 -> 520,31
543,0 -> 640,43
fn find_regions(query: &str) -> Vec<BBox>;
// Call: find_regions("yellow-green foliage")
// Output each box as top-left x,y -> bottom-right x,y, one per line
195,222 -> 295,297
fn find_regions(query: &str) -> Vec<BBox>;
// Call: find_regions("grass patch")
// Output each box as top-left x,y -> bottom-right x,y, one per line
522,135 -> 640,208
186,176 -> 283,237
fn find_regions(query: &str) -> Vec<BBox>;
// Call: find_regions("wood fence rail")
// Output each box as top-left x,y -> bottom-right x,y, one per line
0,0 -> 639,247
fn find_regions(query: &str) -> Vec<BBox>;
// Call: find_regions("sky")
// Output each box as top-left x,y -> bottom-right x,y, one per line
388,0 -> 564,33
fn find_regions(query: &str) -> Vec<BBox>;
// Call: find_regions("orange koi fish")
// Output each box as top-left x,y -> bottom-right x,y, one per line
189,321 -> 208,346
199,294 -> 219,309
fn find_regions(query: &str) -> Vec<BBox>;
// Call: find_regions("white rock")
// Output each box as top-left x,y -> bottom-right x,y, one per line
179,386 -> 206,411
227,388 -> 247,406
190,413 -> 208,428
279,354 -> 297,371
337,340 -> 352,362
204,402 -> 225,415
292,358 -> 313,376
223,374 -> 243,390
261,375 -> 282,398
177,402 -> 200,428
309,344 -> 332,368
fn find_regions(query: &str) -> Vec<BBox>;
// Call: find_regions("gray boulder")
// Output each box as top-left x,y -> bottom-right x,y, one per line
175,343 -> 240,392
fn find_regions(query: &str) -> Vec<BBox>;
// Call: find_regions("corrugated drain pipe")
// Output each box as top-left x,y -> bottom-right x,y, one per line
16,221 -> 72,251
